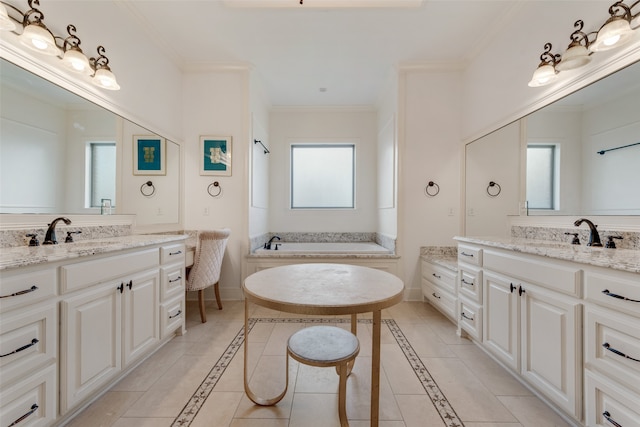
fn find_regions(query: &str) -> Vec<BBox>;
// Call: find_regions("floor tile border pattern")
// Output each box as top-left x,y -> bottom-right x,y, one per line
171,318 -> 464,427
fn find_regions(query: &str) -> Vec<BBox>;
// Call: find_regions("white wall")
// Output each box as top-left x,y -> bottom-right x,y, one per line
399,69 -> 463,298
268,108 -> 378,233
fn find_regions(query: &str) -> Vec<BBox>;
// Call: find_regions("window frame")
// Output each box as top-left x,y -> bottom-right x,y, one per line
86,140 -> 117,209
526,143 -> 559,211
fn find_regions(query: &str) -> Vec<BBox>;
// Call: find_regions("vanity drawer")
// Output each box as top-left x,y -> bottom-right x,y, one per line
421,260 -> 457,294
0,268 -> 56,313
160,265 -> 185,301
585,370 -> 640,427
584,269 -> 640,318
61,248 -> 159,293
458,297 -> 482,342
0,363 -> 57,427
585,305 -> 640,393
483,249 -> 581,297
458,264 -> 482,303
160,295 -> 184,339
160,243 -> 186,265
0,303 -> 56,386
425,284 -> 457,320
458,245 -> 482,266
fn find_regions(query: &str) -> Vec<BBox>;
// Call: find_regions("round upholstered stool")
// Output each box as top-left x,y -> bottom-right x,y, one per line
287,325 -> 360,427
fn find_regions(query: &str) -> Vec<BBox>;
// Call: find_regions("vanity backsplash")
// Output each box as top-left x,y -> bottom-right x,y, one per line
511,225 -> 639,250
0,224 -> 134,248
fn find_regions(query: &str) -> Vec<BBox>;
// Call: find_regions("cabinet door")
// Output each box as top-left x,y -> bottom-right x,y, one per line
483,271 -> 519,371
122,269 -> 159,366
520,283 -> 582,418
60,282 -> 121,413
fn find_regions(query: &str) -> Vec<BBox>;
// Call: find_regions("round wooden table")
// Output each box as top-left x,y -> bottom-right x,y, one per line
243,263 -> 404,427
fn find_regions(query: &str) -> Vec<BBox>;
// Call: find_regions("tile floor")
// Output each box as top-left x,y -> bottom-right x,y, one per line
66,300 -> 574,427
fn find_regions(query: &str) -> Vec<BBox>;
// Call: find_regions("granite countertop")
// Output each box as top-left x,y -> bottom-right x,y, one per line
455,236 -> 640,274
0,234 -> 189,271
422,254 -> 458,272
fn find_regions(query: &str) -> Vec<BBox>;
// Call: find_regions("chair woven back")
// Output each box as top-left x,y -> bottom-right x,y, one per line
186,228 -> 230,292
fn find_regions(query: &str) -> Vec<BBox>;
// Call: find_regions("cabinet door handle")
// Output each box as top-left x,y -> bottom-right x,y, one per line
602,289 -> 640,303
117,283 -> 124,293
460,252 -> 474,257
602,411 -> 623,427
510,283 -> 516,293
169,310 -> 182,319
603,342 -> 640,363
127,280 -> 133,290
518,285 -> 525,296
8,403 -> 38,426
432,273 -> 441,279
169,276 -> 182,283
0,285 -> 38,299
431,292 -> 441,300
461,312 -> 474,321
0,338 -> 39,358
169,250 -> 183,256
461,278 -> 474,286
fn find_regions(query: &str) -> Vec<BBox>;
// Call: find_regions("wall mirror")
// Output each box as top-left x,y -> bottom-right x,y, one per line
465,59 -> 640,235
0,58 -> 181,225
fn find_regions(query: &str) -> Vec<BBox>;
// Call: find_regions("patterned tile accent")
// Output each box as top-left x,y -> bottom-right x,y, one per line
171,317 -> 464,427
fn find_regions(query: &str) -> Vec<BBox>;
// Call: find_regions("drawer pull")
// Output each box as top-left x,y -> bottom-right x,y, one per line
8,403 -> 38,426
461,278 -> 474,286
461,312 -> 474,321
169,250 -> 183,256
0,285 -> 38,299
431,292 -> 441,300
431,273 -> 441,279
169,276 -> 182,283
603,342 -> 640,363
602,411 -> 623,427
460,252 -> 474,257
169,310 -> 182,319
0,338 -> 39,358
602,289 -> 640,303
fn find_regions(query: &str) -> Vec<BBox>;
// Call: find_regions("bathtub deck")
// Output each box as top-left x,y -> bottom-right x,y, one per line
254,242 -> 390,254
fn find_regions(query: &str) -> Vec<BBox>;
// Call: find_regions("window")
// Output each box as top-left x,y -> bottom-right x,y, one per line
526,144 -> 558,210
89,142 -> 116,208
290,144 -> 355,209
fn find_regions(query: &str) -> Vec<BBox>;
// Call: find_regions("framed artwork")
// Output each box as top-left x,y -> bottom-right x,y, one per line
200,136 -> 232,176
133,136 -> 166,175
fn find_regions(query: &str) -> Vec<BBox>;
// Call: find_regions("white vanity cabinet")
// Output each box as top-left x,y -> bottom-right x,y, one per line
583,266 -> 640,427
159,243 -> 186,339
59,248 -> 160,413
421,258 -> 457,321
0,266 -> 58,427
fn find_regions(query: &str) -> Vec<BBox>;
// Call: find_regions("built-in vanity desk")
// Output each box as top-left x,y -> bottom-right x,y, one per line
0,234 -> 188,426
453,236 -> 640,427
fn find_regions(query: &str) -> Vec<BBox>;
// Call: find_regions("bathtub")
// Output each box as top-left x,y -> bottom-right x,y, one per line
254,242 -> 391,254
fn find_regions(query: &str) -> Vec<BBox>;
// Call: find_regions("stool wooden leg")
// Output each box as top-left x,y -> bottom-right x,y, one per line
198,289 -> 206,323
338,363 -> 349,427
214,281 -> 223,310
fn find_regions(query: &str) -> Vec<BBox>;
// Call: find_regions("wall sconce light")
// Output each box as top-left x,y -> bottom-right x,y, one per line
529,0 -> 639,87
0,0 -> 120,90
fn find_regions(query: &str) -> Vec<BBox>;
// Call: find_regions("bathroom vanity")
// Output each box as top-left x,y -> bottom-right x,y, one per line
453,236 -> 640,427
0,234 -> 187,426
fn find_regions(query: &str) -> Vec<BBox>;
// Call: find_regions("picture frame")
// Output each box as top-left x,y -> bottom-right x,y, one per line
133,135 -> 166,175
200,136 -> 232,176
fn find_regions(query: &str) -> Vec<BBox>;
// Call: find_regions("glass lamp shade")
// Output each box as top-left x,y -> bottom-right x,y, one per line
590,18 -> 633,52
92,67 -> 120,90
62,48 -> 92,74
528,63 -> 557,87
556,44 -> 592,71
19,23 -> 61,55
0,3 -> 17,31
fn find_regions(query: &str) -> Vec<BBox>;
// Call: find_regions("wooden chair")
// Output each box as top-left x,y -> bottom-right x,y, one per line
186,228 -> 230,323
287,325 -> 360,427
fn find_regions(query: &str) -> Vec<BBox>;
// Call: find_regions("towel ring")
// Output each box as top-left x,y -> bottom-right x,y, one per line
487,181 -> 501,197
425,181 -> 440,197
207,181 -> 222,197
140,181 -> 155,197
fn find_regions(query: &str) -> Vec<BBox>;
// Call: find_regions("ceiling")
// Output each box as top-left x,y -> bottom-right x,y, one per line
116,0 -> 519,106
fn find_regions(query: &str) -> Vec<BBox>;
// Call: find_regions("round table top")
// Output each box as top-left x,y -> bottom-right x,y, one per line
243,263 -> 404,315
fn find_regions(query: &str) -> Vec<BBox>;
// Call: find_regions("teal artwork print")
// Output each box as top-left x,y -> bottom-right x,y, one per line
137,138 -> 162,171
203,139 -> 228,171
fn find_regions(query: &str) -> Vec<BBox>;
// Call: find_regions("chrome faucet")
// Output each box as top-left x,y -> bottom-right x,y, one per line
264,235 -> 281,250
574,218 -> 602,247
43,217 -> 72,245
